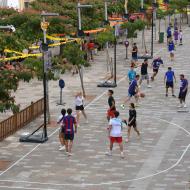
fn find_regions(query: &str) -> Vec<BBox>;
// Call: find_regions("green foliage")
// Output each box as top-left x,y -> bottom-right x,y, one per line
169,0 -> 189,13
121,19 -> 146,38
157,9 -> 166,20
63,43 -> 86,67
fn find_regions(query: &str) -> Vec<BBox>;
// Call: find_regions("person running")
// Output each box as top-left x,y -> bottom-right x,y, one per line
131,43 -> 138,64
164,67 -> 176,97
126,103 -> 140,143
62,108 -> 77,156
107,90 -> 116,121
139,59 -> 151,88
121,74 -> 140,109
151,57 -> 164,81
75,92 -> 88,126
168,39 -> 175,61
178,74 -> 188,108
106,111 -> 124,158
128,65 -> 136,84
57,108 -> 66,151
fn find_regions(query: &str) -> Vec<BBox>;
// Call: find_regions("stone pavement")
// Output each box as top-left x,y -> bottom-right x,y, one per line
0,22 -> 190,190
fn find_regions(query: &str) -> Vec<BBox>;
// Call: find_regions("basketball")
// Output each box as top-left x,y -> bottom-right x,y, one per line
139,92 -> 145,98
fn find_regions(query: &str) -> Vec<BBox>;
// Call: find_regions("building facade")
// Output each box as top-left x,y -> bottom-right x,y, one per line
0,0 -> 8,7
19,0 -> 34,10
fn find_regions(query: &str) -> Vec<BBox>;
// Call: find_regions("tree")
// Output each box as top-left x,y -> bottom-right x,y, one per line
157,8 -> 166,34
63,43 -> 87,96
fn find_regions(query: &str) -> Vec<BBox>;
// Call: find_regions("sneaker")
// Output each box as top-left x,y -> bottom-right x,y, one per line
172,94 -> 176,97
105,152 -> 112,156
120,104 -> 125,110
120,152 -> 124,159
59,146 -> 65,151
147,85 -> 152,88
178,104 -> 183,108
166,94 -> 168,97
85,120 -> 89,124
67,153 -> 72,157
184,104 -> 187,108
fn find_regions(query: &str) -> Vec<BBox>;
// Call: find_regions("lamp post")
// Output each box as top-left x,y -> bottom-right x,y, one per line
41,12 -> 59,141
77,2 -> 92,36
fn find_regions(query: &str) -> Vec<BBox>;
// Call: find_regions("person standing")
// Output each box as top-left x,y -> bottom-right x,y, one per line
167,25 -> 172,44
107,90 -> 116,121
106,111 -> 124,159
75,92 -> 88,126
63,108 -> 77,156
151,57 -> 164,81
178,74 -> 188,108
57,108 -> 66,151
139,59 -> 151,88
128,65 -> 136,84
87,40 -> 95,61
131,43 -> 138,64
173,29 -> 179,45
126,103 -> 140,143
168,39 -> 175,61
164,67 -> 176,97
179,29 -> 183,45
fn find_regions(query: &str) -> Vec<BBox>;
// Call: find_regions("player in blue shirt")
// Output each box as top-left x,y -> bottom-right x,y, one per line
178,74 -> 188,108
168,39 -> 175,61
121,75 -> 140,109
128,65 -> 136,84
164,67 -> 176,97
151,57 -> 164,81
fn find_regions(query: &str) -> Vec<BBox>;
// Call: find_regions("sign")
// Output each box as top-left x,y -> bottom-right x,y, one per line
44,51 -> 52,70
124,40 -> 129,48
41,21 -> 49,31
59,79 -> 65,89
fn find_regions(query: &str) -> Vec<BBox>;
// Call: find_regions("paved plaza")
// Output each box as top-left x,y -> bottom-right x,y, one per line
0,24 -> 190,190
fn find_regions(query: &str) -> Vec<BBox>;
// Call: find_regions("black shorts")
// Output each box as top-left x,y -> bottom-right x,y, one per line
166,81 -> 174,88
76,105 -> 84,111
60,127 -> 65,134
128,121 -> 136,128
64,134 -> 74,141
153,69 -> 159,73
178,90 -> 187,101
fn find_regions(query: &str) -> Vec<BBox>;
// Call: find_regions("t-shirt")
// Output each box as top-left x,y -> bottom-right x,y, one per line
165,71 -> 174,82
152,59 -> 163,69
167,27 -> 172,37
63,115 -> 76,135
109,118 -> 122,137
180,79 -> 188,91
108,96 -> 116,110
141,62 -> 148,75
132,46 -> 138,57
129,109 -> 136,122
128,79 -> 137,94
75,96 -> 84,106
168,42 -> 174,51
128,70 -> 136,82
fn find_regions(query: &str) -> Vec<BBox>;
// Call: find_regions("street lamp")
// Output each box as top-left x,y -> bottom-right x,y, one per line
77,2 -> 92,36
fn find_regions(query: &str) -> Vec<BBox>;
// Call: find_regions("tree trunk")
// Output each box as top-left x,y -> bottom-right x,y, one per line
78,66 -> 86,97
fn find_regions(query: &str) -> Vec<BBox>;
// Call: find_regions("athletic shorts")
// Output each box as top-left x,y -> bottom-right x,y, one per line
128,121 -> 137,128
110,136 -> 122,144
64,134 -> 74,141
153,69 -> 159,73
178,90 -> 187,101
60,127 -> 65,134
76,105 -> 84,111
141,74 -> 149,80
128,91 -> 136,97
107,109 -> 116,118
166,81 -> 174,88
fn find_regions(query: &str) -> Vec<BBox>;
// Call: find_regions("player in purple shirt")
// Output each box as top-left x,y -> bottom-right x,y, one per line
178,74 -> 188,108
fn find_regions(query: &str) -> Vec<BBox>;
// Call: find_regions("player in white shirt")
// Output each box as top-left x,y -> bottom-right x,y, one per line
75,92 -> 88,126
106,111 -> 124,158
57,109 -> 66,151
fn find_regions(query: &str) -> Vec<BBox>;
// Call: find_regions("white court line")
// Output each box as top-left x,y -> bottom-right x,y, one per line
0,185 -> 56,190
0,117 -> 189,187
0,75 -> 126,177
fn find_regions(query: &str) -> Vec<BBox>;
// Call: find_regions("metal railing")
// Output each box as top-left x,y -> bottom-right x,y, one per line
0,98 -> 44,141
